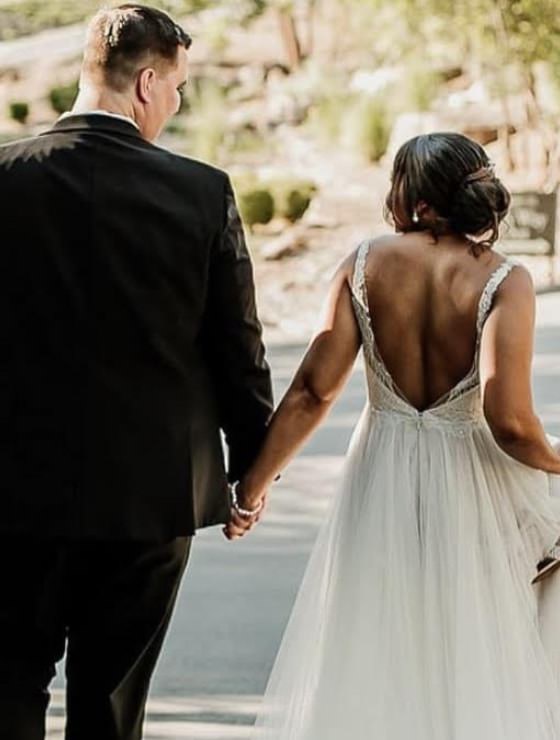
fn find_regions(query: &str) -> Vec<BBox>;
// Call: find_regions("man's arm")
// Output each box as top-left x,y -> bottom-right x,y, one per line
199,175 -> 274,483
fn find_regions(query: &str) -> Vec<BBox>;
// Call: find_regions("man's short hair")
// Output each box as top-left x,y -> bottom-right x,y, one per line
83,4 -> 192,91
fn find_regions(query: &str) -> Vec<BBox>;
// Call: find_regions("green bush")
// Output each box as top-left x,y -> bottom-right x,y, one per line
309,85 -> 392,163
49,81 -> 79,115
402,68 -> 442,112
350,97 -> 392,163
9,101 -> 29,124
306,90 -> 352,145
231,127 -> 269,158
234,177 -> 317,227
189,81 -> 228,163
268,179 -> 317,222
164,117 -> 187,136
238,188 -> 275,230
0,1 -> 100,40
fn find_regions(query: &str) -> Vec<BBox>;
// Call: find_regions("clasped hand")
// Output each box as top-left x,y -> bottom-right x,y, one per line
222,481 -> 267,541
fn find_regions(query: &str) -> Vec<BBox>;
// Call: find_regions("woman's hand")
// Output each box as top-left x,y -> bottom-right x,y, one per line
222,481 -> 268,541
237,478 -> 268,514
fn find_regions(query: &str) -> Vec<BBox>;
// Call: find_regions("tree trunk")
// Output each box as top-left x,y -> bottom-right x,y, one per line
526,67 -> 540,128
277,7 -> 303,71
491,1 -> 515,171
525,66 -> 554,183
306,0 -> 317,58
494,78 -> 515,172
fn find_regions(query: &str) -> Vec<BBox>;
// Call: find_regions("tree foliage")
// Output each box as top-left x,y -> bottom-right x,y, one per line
338,0 -> 560,77
0,0 -> 228,41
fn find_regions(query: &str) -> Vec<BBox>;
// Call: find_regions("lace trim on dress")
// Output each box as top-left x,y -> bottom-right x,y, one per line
350,240 -> 398,391
351,239 -> 370,310
476,259 -> 517,336
350,240 -> 374,352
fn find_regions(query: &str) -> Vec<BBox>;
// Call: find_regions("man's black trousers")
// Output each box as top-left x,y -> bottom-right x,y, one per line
0,535 -> 192,740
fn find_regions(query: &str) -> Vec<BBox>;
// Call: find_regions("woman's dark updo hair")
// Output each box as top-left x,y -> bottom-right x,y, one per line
384,132 -> 511,252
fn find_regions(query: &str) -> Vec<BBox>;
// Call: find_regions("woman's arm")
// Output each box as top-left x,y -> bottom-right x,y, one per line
480,266 -> 560,474
228,254 -> 362,529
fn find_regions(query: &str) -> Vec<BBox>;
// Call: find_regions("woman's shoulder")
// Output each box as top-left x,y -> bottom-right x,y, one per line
492,257 -> 534,302
488,251 -> 532,283
337,233 -> 413,285
349,233 -> 405,263
361,232 -> 405,252
336,234 -> 394,275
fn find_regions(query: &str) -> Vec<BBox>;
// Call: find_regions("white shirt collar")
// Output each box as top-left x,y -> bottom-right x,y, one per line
58,110 -> 140,130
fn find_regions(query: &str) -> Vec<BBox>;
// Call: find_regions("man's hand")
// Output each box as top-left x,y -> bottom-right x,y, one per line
222,507 -> 257,540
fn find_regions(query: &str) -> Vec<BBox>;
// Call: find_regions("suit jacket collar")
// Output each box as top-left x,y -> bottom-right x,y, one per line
41,113 -> 144,141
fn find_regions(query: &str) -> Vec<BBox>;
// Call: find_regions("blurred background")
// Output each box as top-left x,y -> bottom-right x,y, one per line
3,3 -> 560,738
2,0 -> 560,345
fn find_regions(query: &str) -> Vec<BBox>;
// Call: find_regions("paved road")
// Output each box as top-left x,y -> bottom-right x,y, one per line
0,23 -> 86,68
46,292 -> 560,739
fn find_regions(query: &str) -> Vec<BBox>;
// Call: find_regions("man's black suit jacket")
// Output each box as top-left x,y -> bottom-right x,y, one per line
0,113 -> 274,541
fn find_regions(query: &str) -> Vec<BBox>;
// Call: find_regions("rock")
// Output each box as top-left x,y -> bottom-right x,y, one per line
301,197 -> 341,229
252,217 -> 288,236
260,227 -> 308,260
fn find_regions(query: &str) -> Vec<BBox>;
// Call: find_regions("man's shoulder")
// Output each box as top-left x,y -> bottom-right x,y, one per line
0,133 -> 44,167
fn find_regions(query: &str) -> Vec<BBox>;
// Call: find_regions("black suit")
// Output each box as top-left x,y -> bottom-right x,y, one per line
0,113 -> 273,739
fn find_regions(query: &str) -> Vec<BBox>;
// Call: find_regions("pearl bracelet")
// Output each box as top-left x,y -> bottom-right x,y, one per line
230,481 -> 263,519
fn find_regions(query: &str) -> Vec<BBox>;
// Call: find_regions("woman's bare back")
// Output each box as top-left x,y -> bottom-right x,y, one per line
361,232 -> 507,411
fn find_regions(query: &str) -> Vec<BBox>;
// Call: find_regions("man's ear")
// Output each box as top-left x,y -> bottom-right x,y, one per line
137,67 -> 156,104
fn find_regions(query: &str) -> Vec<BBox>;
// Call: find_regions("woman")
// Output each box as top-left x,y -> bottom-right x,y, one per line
228,133 -> 560,739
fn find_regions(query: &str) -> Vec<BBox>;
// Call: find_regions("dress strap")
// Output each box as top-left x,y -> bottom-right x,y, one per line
351,239 -> 372,313
350,238 -> 379,369
476,258 -> 518,337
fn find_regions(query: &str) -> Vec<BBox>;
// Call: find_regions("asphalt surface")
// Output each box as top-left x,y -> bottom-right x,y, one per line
46,291 -> 560,739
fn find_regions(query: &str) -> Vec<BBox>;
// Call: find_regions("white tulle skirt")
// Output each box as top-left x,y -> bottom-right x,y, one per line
254,406 -> 560,739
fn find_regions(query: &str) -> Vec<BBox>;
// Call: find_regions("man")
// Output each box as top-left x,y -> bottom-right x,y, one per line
0,5 -> 273,739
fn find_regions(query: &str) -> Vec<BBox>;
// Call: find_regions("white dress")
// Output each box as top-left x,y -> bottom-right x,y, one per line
254,240 -> 560,740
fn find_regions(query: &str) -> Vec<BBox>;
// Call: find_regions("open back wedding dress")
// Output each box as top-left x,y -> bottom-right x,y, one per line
254,239 -> 560,740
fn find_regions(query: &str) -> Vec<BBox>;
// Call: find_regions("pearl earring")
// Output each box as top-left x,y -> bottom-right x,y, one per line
412,211 -> 419,223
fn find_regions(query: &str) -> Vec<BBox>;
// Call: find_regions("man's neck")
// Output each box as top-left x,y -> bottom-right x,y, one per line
70,88 -> 139,128
61,109 -> 141,132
